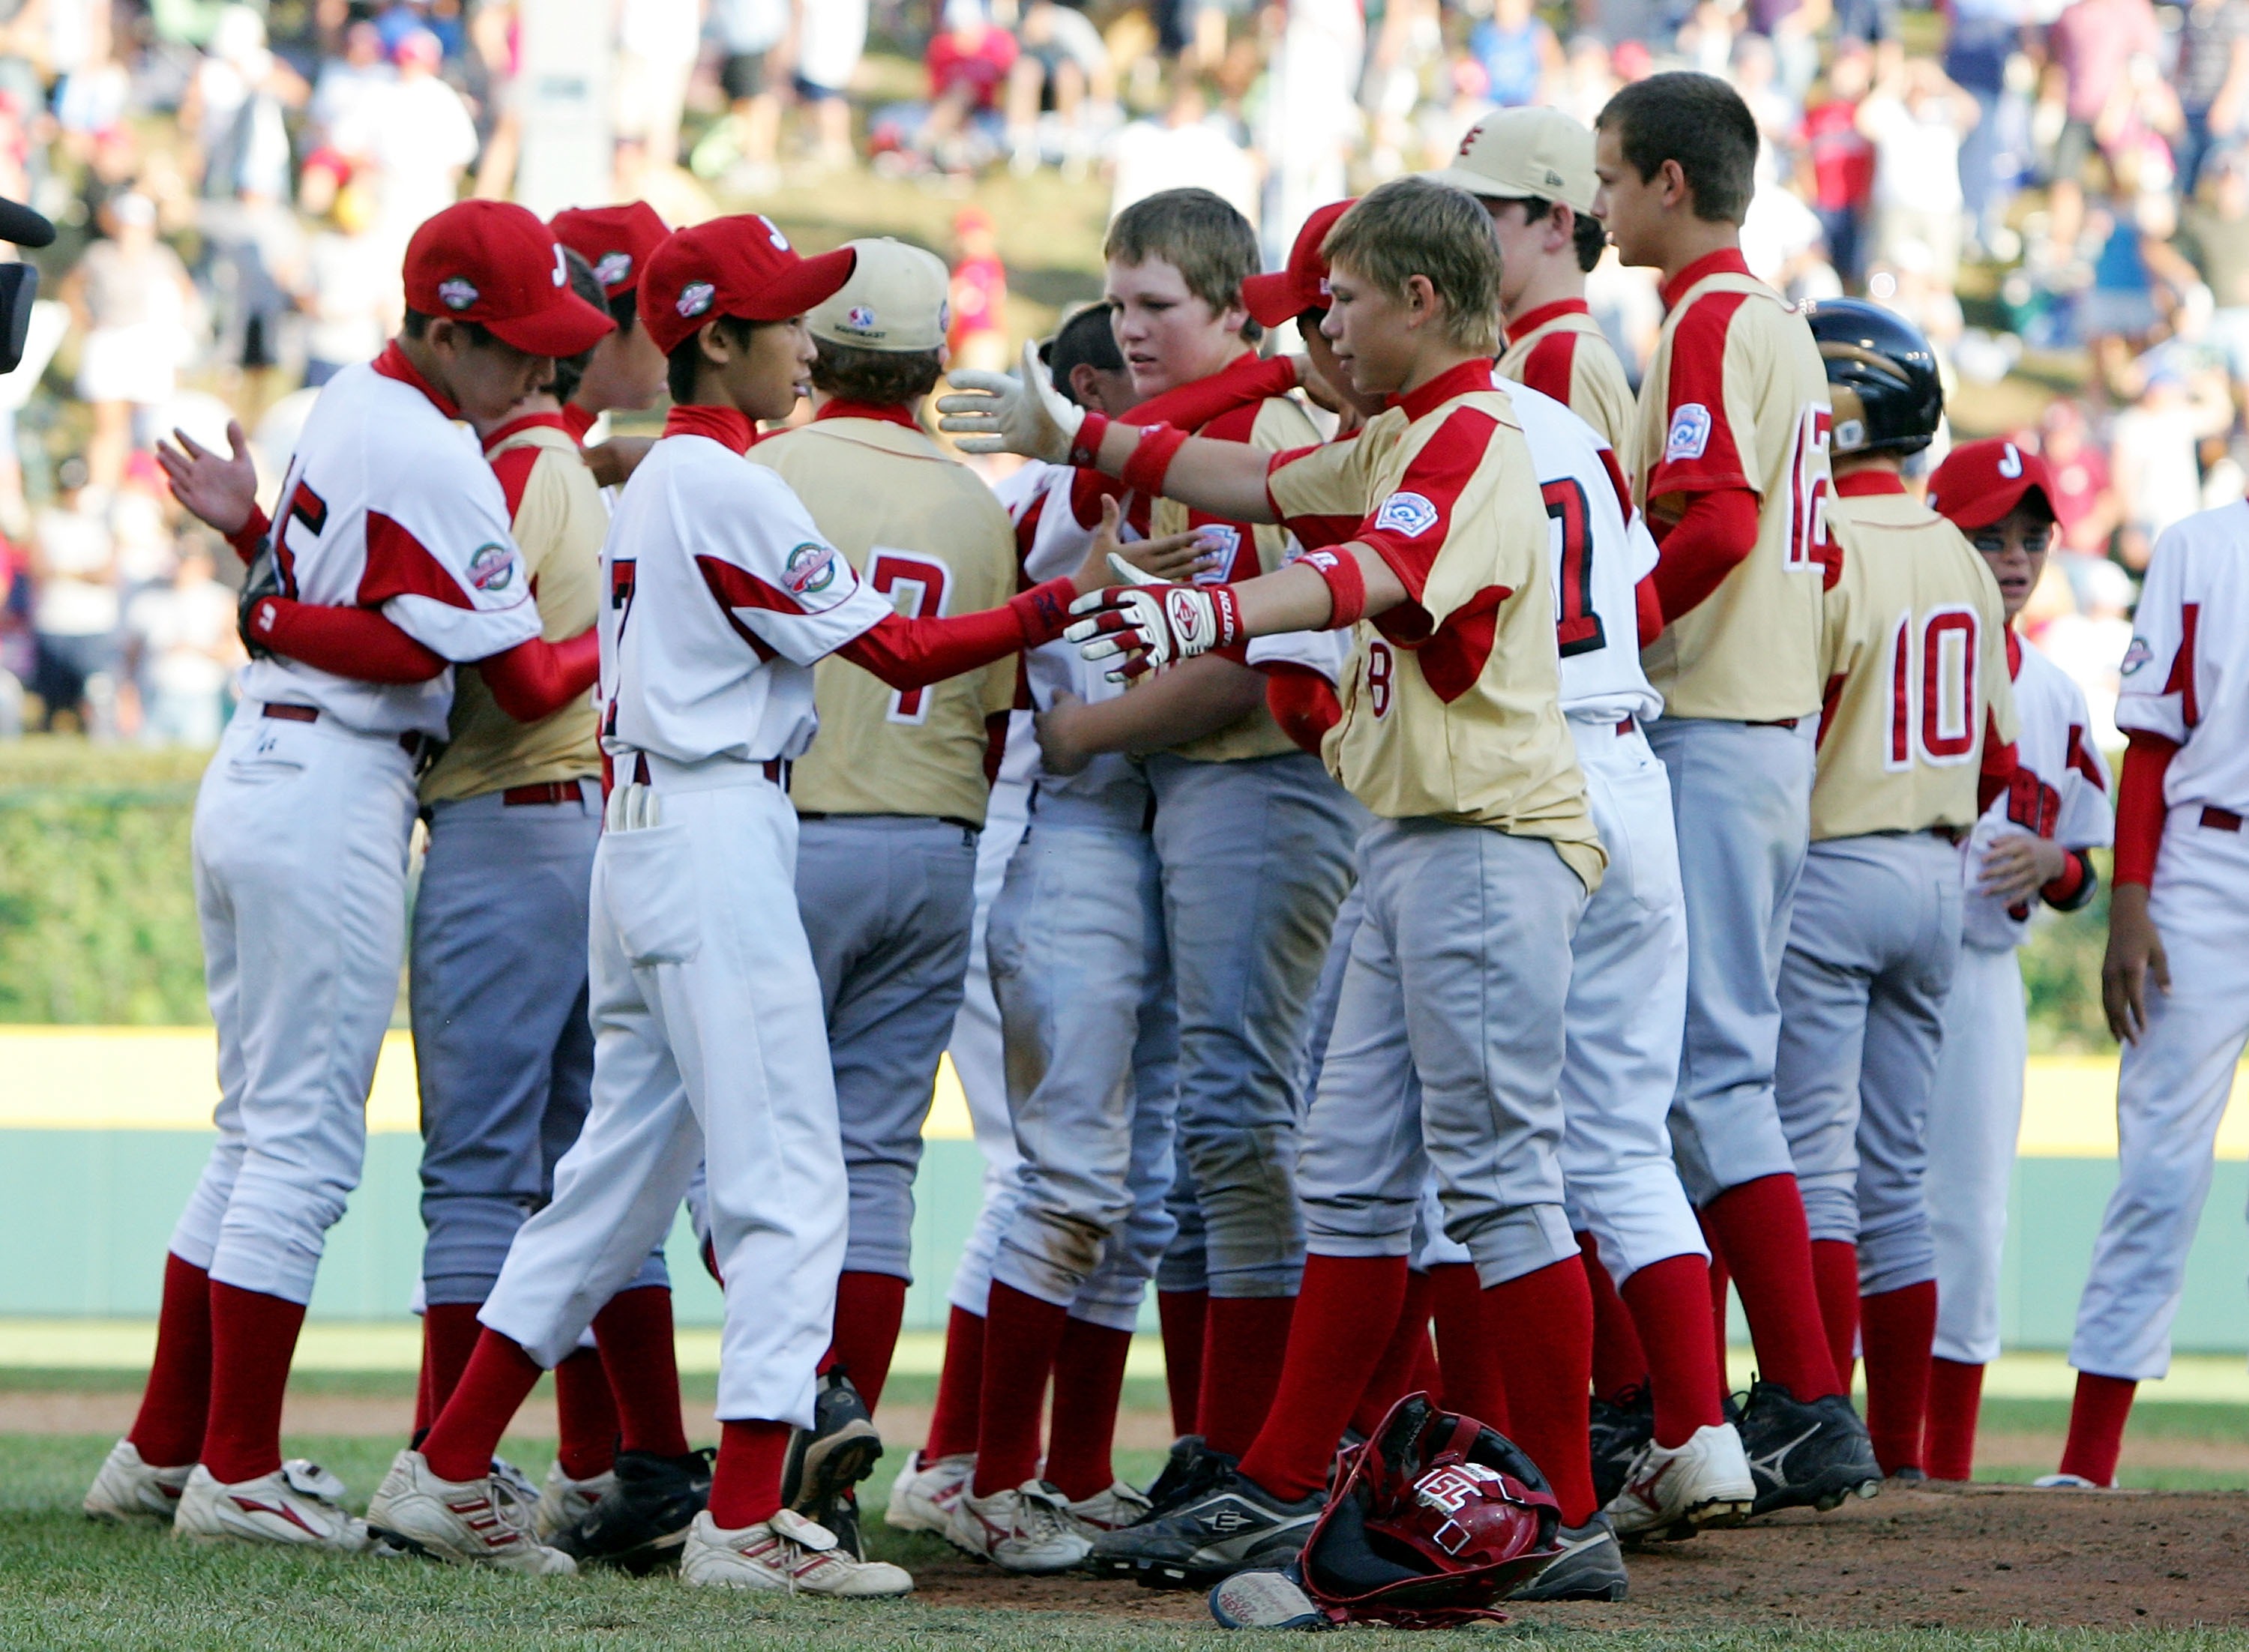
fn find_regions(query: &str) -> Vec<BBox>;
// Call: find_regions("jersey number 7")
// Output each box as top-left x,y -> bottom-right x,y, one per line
869,550 -> 952,723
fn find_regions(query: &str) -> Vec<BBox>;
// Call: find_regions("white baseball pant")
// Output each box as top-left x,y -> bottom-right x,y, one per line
1774,832 -> 1964,1295
2068,812 -> 2249,1381
169,707 -> 418,1304
477,760 -> 843,1426
1924,941 -> 2027,1366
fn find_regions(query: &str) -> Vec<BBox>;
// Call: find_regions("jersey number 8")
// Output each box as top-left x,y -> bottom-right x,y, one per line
1885,604 -> 1981,771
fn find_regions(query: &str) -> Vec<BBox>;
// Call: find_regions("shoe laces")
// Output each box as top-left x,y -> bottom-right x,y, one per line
1009,1483 -> 1076,1544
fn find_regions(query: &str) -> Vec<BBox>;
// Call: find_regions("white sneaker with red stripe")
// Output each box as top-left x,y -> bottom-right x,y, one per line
84,1438 -> 192,1525
884,1449 -> 972,1535
364,1449 -> 576,1573
945,1478 -> 1093,1573
1064,1480 -> 1153,1535
172,1460 -> 370,1551
679,1507 -> 914,1596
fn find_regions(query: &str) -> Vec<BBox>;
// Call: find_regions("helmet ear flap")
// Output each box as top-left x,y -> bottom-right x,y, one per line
1830,383 -> 1870,454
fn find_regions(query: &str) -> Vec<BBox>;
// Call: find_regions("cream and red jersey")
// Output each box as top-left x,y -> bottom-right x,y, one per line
1810,474 -> 2018,842
420,412 -> 606,806
1145,352 -> 1324,764
2116,498 -> 2249,814
1498,298 -> 1640,478
750,402 -> 1019,827
1634,250 -> 1831,723
1506,380 -> 1664,729
238,343 -> 543,738
599,407 -> 893,767
1960,631 -> 2113,950
1263,358 -> 1603,890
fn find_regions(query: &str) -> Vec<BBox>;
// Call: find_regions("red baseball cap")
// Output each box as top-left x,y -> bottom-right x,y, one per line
638,214 -> 858,355
1241,199 -> 1356,329
551,202 -> 671,300
403,200 -> 615,358
1925,437 -> 2056,531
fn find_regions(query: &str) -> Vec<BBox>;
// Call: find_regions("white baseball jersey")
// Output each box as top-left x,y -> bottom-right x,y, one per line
1507,382 -> 1664,729
240,349 -> 543,737
599,426 -> 894,765
1959,633 -> 2114,950
2117,499 -> 2249,812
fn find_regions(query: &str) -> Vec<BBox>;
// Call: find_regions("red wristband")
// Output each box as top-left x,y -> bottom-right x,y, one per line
1068,411 -> 1110,470
1122,423 -> 1190,497
1300,547 -> 1366,629
227,505 -> 272,567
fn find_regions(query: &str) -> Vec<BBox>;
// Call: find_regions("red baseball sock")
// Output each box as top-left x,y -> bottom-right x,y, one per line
1702,1176 -> 1841,1400
1810,1240 -> 1861,1396
591,1286 -> 689,1458
129,1253 -> 213,1469
2057,1371 -> 2137,1487
972,1282 -> 1070,1495
1858,1281 -> 1936,1474
1620,1253 -> 1726,1447
553,1347 -> 621,1480
199,1282 -> 308,1486
922,1306 -> 984,1461
819,1270 -> 909,1413
1237,1256 -> 1407,1502
1428,1262 -> 1508,1430
1157,1288 -> 1208,1438
1045,1317 -> 1134,1501
1700,1209 -> 1734,1384
1924,1357 -> 1985,1482
708,1418 -> 792,1529
1487,1258 -> 1597,1527
1350,1270 -> 1436,1436
1197,1294 -> 1296,1457
421,1328 -> 544,1483
417,1303 -> 484,1433
1578,1232 -> 1651,1403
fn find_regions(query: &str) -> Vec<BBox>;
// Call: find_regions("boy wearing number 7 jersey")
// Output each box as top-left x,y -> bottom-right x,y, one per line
941,176 -> 1618,1594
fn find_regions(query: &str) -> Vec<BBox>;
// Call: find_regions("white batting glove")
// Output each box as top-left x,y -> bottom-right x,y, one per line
935,339 -> 1084,462
1065,552 -> 1242,682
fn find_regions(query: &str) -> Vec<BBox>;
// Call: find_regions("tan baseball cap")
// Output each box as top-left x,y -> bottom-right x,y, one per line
809,237 -> 952,352
1424,107 -> 1598,216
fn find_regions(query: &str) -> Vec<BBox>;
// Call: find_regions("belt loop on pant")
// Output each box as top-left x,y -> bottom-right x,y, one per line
761,758 -> 790,792
261,702 -> 319,724
1615,716 -> 1635,737
2203,805 -> 2244,833
1744,716 -> 1800,730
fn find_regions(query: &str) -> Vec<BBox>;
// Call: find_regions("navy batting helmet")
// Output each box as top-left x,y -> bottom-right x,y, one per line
1802,297 -> 1943,457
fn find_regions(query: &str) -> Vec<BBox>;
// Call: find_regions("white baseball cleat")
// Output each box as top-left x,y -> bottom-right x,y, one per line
534,1461 -> 615,1540
1064,1480 -> 1153,1535
945,1478 -> 1094,1573
84,1438 -> 192,1525
364,1449 -> 576,1573
679,1507 -> 914,1596
172,1460 -> 370,1552
1605,1422 -> 1758,1543
884,1449 -> 972,1535
2032,1472 -> 2106,1489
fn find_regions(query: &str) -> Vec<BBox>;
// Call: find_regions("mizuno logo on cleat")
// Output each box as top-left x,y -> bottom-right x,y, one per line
1747,1425 -> 1820,1488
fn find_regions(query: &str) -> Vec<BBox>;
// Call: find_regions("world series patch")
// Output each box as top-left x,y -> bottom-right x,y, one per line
1665,403 -> 1711,463
1373,491 -> 1439,537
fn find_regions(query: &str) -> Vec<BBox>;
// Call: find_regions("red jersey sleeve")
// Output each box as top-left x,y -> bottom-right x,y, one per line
1646,293 -> 1755,504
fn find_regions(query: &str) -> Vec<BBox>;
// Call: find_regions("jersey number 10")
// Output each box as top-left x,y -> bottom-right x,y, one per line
1884,605 -> 1981,771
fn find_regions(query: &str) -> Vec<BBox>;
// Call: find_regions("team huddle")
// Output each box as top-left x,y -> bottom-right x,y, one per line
72,65 -> 2249,1623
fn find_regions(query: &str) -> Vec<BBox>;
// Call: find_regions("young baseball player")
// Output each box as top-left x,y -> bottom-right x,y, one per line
551,202 -> 672,483
1918,438 -> 2110,1482
367,214 -> 1177,1592
1778,300 -> 2017,1484
1433,106 -> 1638,473
942,174 -> 1616,1594
86,202 -> 615,1547
1592,72 -> 1879,1508
2041,486 -> 2249,1489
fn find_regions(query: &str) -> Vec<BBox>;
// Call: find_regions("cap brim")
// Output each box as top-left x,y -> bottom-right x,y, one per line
1422,165 -> 1533,199
1242,270 -> 1322,328
485,290 -> 618,358
1939,476 -> 2050,531
741,245 -> 858,322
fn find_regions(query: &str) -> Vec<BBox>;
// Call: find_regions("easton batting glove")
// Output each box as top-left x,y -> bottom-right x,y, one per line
936,339 -> 1084,462
1065,553 -> 1242,682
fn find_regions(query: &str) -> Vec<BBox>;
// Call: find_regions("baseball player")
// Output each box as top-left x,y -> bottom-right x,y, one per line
1918,438 -> 2110,1482
551,202 -> 672,451
943,175 -> 1616,1595
1592,72 -> 1879,1508
367,214 -> 1179,1592
1777,300 -> 2017,1485
2041,484 -> 2249,1488
86,202 -> 615,1546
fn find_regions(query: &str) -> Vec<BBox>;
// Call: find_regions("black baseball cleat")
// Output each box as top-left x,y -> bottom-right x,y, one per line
781,1369 -> 885,1540
1508,1514 -> 1630,1603
1589,1384 -> 1655,1510
1086,1468 -> 1324,1589
552,1447 -> 713,1572
1141,1435 -> 1241,1521
1736,1379 -> 1882,1516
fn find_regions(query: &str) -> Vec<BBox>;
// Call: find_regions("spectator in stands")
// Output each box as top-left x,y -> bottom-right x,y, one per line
614,0 -> 702,175
922,0 -> 1020,175
2175,0 -> 2249,195
2044,0 -> 2165,248
125,542 -> 238,748
300,177 -> 388,387
1800,40 -> 1877,286
1005,0 -> 1113,175
948,205 -> 1011,375
29,457 -> 121,738
1472,0 -> 1562,108
796,0 -> 871,172
705,0 -> 789,193
1112,77 -> 1259,224
334,27 -> 479,277
1861,53 -> 1980,291
2179,146 -> 2249,396
60,193 -> 198,492
2041,397 -> 2125,559
181,4 -> 304,202
307,20 -> 391,154
1944,0 -> 2029,253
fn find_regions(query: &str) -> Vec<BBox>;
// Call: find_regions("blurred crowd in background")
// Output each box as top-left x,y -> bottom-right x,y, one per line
0,0 -> 2231,750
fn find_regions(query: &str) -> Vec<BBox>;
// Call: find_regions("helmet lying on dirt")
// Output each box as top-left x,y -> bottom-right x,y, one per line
1208,1391 -> 1562,1630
